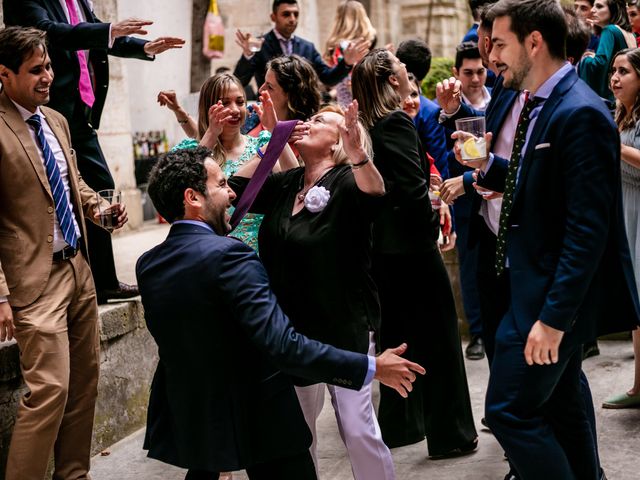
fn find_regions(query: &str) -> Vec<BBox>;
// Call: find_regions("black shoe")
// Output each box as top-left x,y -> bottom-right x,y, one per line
97,282 -> 139,304
480,416 -> 491,431
583,340 -> 600,360
429,438 -> 478,459
465,335 -> 486,360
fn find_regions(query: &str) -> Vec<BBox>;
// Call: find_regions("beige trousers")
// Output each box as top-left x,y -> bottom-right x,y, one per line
5,253 -> 99,480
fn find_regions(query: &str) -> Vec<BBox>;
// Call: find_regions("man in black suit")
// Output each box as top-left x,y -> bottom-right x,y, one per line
2,0 -> 184,303
137,147 -> 424,480
233,0 -> 368,89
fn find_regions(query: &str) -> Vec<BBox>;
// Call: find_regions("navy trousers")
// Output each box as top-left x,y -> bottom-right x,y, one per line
485,308 -> 599,480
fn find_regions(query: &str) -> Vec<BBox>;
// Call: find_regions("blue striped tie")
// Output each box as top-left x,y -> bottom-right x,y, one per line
27,114 -> 78,249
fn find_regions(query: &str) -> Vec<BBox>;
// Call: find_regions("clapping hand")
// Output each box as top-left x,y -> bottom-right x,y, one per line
255,91 -> 277,132
207,102 -> 234,137
343,38 -> 370,66
144,37 -> 185,56
436,77 -> 463,115
374,343 -> 426,398
339,100 -> 366,162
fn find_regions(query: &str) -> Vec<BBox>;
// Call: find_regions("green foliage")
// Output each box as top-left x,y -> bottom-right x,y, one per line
422,57 -> 454,100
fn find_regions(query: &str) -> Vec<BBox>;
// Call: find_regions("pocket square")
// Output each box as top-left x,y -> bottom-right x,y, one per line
535,143 -> 551,150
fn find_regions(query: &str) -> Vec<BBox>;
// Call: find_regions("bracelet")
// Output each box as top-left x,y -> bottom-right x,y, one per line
256,148 -> 265,159
351,155 -> 370,170
177,116 -> 190,125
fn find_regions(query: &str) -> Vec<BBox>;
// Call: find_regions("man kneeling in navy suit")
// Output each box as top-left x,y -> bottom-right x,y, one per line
136,146 -> 425,480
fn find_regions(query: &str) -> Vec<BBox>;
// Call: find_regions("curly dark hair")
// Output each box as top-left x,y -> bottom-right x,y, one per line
147,146 -> 213,223
266,55 -> 321,120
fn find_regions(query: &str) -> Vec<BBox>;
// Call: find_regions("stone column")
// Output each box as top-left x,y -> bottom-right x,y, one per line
94,0 -> 142,230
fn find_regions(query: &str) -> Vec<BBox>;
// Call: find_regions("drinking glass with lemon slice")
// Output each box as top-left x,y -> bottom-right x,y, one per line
455,116 -> 487,164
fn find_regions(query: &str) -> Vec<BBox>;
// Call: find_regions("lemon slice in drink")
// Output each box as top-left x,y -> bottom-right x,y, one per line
463,137 -> 482,158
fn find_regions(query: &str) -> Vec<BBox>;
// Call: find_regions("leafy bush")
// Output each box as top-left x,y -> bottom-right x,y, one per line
422,57 -> 454,100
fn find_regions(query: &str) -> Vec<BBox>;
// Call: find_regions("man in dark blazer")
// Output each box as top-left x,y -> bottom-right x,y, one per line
233,0 -> 367,89
2,0 -> 184,303
137,147 -> 424,480
445,1 -> 640,478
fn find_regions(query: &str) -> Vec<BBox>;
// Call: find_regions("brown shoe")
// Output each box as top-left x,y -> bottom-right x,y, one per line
97,282 -> 139,304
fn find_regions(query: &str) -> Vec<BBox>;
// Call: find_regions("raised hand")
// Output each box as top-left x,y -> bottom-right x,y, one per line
111,18 -> 153,39
257,91 -> 278,132
375,343 -> 426,398
157,90 -> 180,111
339,100 -> 366,162
436,76 -> 463,115
343,38 -> 371,66
235,29 -> 253,57
144,37 -> 185,56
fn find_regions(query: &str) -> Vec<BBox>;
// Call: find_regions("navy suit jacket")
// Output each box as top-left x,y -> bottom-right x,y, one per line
136,223 -> 368,471
415,95 -> 449,179
476,69 -> 640,341
3,0 -> 151,129
233,29 -> 350,88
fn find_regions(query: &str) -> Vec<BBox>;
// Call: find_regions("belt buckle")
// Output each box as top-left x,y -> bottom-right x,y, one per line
61,246 -> 76,260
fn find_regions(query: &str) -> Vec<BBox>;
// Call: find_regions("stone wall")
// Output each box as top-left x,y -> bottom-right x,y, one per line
0,301 -> 157,480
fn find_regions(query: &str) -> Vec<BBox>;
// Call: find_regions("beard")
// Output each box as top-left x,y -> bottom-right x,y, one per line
502,51 -> 532,91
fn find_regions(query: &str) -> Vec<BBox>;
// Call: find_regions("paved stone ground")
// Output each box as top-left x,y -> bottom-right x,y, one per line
92,221 -> 640,479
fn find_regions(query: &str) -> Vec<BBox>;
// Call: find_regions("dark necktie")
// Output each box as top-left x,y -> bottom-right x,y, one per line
495,94 -> 541,275
27,114 -> 79,249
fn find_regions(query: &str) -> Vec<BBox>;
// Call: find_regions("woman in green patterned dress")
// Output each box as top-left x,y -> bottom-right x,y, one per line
172,73 -> 297,251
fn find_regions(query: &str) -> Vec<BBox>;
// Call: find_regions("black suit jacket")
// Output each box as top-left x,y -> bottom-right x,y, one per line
3,0 -> 151,129
477,69 -> 640,341
136,223 -> 368,471
233,29 -> 350,88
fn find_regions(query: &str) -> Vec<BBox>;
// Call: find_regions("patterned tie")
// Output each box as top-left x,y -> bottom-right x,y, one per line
495,94 -> 541,275
27,115 -> 78,249
64,0 -> 95,107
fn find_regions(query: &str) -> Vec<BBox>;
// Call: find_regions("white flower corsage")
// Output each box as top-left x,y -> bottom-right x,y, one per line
304,186 -> 330,213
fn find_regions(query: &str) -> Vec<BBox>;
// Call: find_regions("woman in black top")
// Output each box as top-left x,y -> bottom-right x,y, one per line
351,48 -> 477,457
230,100 -> 399,479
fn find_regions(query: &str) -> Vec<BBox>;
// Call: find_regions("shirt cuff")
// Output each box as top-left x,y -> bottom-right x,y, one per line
438,104 -> 461,124
363,355 -> 376,386
108,24 -> 114,48
480,152 -> 495,176
0,296 -> 8,303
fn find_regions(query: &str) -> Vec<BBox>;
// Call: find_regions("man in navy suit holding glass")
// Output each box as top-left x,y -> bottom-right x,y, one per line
445,0 -> 640,478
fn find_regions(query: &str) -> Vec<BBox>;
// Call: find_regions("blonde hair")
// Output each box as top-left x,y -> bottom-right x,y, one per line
197,73 -> 246,166
351,49 -> 402,128
323,1 -> 376,62
316,104 -> 373,165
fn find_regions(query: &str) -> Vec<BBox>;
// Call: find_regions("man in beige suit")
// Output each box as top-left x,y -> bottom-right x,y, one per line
0,27 -> 127,480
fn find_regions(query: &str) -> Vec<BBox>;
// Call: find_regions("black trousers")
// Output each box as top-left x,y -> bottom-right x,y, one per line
69,105 -> 119,291
373,249 -> 477,455
475,220 -> 511,365
185,450 -> 317,480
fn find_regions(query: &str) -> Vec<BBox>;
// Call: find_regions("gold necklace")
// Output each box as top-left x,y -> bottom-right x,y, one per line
297,167 -> 333,201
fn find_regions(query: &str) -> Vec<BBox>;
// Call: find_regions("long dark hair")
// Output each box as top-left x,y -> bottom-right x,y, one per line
613,48 -> 640,130
266,55 -> 321,120
594,0 -> 632,34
